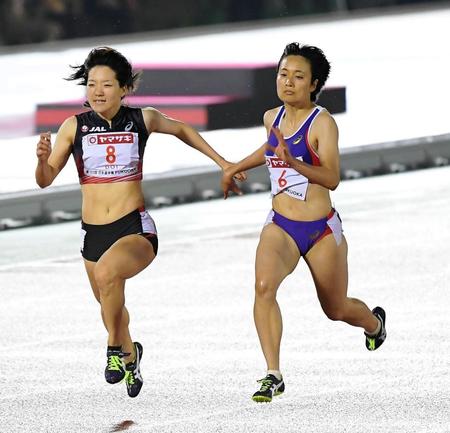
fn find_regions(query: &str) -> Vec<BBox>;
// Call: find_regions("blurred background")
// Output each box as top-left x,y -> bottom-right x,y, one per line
0,0 -> 449,46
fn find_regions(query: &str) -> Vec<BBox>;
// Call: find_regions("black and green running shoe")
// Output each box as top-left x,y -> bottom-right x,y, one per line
365,306 -> 387,351
125,342 -> 143,398
105,346 -> 128,384
252,374 -> 285,403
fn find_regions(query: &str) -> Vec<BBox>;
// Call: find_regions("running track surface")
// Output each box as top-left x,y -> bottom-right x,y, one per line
1,166 -> 449,433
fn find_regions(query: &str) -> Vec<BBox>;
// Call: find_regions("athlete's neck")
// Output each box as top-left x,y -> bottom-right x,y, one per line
282,103 -> 316,128
96,105 -> 122,126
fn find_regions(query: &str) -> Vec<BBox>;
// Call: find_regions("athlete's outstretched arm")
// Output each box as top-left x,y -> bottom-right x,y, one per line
35,116 -> 76,188
142,107 -> 238,171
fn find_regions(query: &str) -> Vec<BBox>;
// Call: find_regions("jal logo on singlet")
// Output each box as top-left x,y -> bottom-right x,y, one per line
82,125 -> 107,133
88,133 -> 134,145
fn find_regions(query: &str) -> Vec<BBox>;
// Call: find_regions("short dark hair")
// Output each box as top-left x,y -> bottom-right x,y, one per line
66,46 -> 140,92
277,42 -> 331,102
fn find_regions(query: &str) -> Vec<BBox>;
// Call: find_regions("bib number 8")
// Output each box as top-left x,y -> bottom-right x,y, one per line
106,145 -> 116,164
278,169 -> 287,188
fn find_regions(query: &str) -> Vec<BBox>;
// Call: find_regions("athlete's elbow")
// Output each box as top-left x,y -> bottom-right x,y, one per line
175,122 -> 194,141
35,174 -> 52,189
329,181 -> 339,191
36,179 -> 50,188
328,176 -> 340,190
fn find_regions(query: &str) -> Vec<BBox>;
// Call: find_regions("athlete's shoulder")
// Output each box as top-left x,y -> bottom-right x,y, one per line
53,116 -> 76,148
142,106 -> 165,122
263,106 -> 282,129
314,107 -> 337,130
59,115 -> 77,133
140,107 -> 161,131
310,107 -> 338,148
141,106 -> 157,115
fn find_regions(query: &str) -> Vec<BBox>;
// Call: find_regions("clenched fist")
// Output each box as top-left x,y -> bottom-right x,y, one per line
36,132 -> 52,162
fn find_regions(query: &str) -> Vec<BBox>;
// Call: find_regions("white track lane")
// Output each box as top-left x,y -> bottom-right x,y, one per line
0,166 -> 449,432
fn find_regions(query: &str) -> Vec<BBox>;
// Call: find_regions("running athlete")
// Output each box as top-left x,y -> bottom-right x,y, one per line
221,43 -> 387,403
35,47 -> 243,398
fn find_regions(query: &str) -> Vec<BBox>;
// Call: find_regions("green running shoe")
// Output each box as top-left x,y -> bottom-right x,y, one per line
252,374 -> 285,403
365,306 -> 387,351
105,346 -> 128,384
125,342 -> 143,398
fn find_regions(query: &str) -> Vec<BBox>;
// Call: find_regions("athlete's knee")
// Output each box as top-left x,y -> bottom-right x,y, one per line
255,277 -> 278,302
94,262 -> 119,296
92,289 -> 101,304
321,303 -> 345,321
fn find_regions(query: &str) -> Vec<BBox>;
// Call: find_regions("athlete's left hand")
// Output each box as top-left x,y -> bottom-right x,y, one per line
222,161 -> 247,182
266,127 -> 295,166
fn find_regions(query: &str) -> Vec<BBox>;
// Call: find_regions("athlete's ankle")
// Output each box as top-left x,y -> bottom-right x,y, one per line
107,344 -> 122,351
365,317 -> 381,336
122,345 -> 136,364
267,369 -> 282,380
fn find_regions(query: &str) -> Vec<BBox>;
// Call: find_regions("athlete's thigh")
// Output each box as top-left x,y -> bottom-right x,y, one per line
84,259 -> 101,302
256,223 -> 301,287
304,234 -> 349,305
98,234 -> 156,280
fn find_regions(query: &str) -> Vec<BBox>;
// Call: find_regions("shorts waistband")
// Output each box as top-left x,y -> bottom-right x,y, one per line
273,208 -> 335,224
82,208 -> 142,230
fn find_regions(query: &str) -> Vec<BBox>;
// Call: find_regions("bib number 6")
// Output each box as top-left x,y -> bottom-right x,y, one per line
278,169 -> 287,188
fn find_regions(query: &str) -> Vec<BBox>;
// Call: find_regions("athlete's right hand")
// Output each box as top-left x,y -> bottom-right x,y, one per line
221,166 -> 243,199
36,132 -> 52,162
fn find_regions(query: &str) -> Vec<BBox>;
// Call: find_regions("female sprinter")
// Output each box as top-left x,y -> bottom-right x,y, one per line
35,47 -> 243,398
221,42 -> 386,403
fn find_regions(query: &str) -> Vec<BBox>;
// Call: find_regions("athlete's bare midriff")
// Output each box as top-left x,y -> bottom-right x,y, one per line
272,183 -> 332,221
81,181 -> 145,224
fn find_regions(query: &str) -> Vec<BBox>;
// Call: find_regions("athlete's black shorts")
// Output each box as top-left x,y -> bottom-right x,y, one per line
80,208 -> 158,262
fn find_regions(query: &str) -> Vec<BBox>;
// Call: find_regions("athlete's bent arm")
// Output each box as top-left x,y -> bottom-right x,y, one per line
269,113 -> 340,190
221,108 -> 279,198
35,116 -> 76,188
221,144 -> 267,199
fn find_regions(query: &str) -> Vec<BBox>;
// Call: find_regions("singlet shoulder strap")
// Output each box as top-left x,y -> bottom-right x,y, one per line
302,106 -> 325,131
271,106 -> 285,128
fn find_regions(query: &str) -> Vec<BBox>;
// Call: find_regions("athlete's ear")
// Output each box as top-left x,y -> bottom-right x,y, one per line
310,78 -> 318,93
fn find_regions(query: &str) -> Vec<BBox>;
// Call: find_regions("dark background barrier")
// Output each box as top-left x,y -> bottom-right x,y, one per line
35,64 -> 346,133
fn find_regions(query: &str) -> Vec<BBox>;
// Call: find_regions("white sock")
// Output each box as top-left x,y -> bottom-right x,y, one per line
267,370 -> 282,380
366,318 -> 381,336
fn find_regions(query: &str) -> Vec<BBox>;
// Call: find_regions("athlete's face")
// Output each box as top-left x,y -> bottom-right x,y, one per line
276,55 -> 317,105
86,66 -> 126,118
